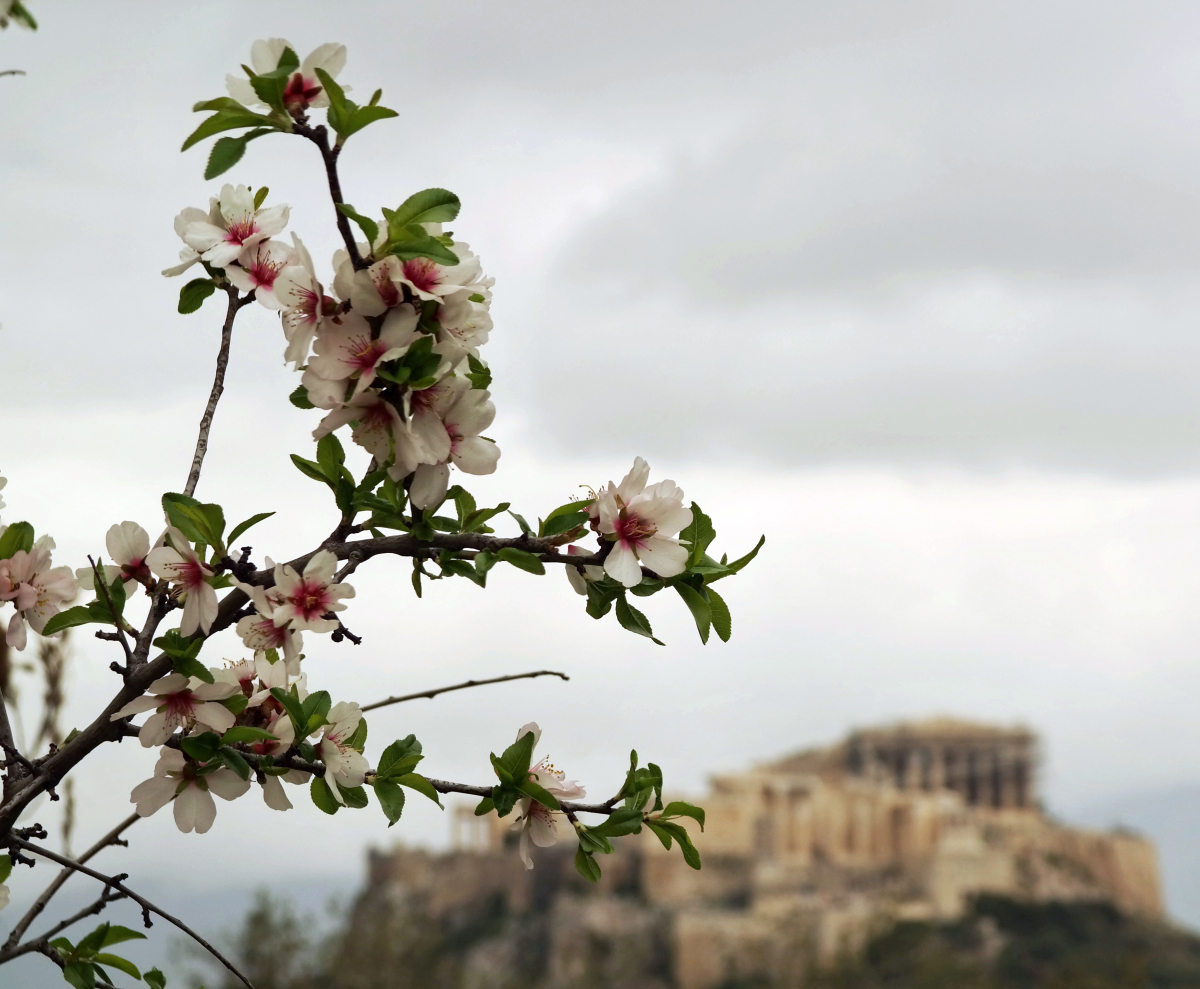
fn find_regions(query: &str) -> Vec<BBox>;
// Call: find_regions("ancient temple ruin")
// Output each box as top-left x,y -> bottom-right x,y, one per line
359,718 -> 1162,989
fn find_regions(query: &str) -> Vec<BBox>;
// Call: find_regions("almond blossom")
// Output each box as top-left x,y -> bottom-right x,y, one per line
395,241 -> 486,304
276,234 -> 331,368
109,672 -> 239,747
75,521 -> 153,593
595,458 -> 693,588
233,583 -> 303,670
565,544 -> 604,596
269,549 -> 354,634
315,391 -> 418,466
247,710 -> 300,810
226,39 -> 348,112
308,306 -> 419,396
443,385 -> 501,475
509,722 -> 586,870
317,701 -> 369,803
0,536 -> 77,651
224,239 -> 293,309
129,747 -> 250,834
181,184 -> 289,269
146,527 -> 218,636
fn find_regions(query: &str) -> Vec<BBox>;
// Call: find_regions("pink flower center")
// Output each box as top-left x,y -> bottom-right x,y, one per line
284,72 -> 323,110
615,510 -> 656,545
164,690 -> 197,720
373,270 -> 401,308
345,332 -> 388,373
120,558 -> 152,584
175,556 -> 209,590
402,259 -> 441,294
224,218 -> 257,245
288,579 -> 330,621
247,252 -> 286,289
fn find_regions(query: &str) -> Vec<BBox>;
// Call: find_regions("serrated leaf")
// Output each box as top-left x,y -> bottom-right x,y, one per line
217,746 -> 251,780
180,732 -> 220,764
342,104 -> 399,138
290,454 -> 331,485
0,520 -> 34,560
144,968 -> 167,989
709,535 -> 766,581
92,954 -> 141,979
574,845 -> 603,883
707,586 -> 731,642
389,188 -> 461,228
498,729 -> 537,778
497,547 -> 545,575
221,726 -> 277,744
180,109 -> 276,152
678,503 -> 716,567
615,596 -> 664,645
177,278 -> 216,314
541,510 -> 588,538
661,801 -> 706,830
674,582 -> 712,644
337,783 -> 369,808
518,779 -> 560,810
335,203 -> 379,248
41,606 -> 96,637
474,796 -> 495,816
289,384 -> 314,409
310,777 -> 340,815
374,779 -> 405,826
98,926 -> 146,948
227,511 -> 274,546
397,772 -> 443,807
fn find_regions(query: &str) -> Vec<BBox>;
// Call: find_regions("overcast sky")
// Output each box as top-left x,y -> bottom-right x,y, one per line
4,1 -> 1200,976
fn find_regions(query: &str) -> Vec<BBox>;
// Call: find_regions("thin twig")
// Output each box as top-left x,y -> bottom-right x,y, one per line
293,121 -> 365,269
185,286 -> 254,498
4,812 -> 140,951
89,557 -> 131,665
8,839 -> 255,989
362,670 -> 569,713
0,888 -> 127,963
0,70 -> 25,78
425,779 -> 620,816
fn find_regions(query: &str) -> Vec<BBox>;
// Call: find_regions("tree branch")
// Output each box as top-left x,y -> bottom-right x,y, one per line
7,839 -> 255,989
293,121 -> 365,269
361,670 -> 569,713
0,888 -> 127,963
185,286 -> 254,498
3,812 -> 140,951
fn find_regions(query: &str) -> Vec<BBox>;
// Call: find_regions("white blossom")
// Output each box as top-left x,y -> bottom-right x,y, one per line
146,527 -> 217,636
308,306 -> 419,396
109,672 -> 239,747
317,701 -> 369,803
509,722 -> 586,870
75,521 -> 153,593
269,549 -> 354,634
276,234 -> 329,368
224,239 -> 293,309
129,747 -> 250,834
0,536 -> 77,651
226,39 -> 347,112
180,184 -> 289,269
595,458 -> 693,588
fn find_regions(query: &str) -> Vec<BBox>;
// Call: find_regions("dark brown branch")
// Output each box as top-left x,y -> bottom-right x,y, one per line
293,121 -> 365,269
185,286 -> 255,498
89,557 -> 131,666
425,779 -> 621,816
7,840 -> 255,989
3,812 -> 139,951
361,670 -> 570,712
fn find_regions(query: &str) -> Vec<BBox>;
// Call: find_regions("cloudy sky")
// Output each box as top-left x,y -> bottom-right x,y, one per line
4,0 -> 1200,978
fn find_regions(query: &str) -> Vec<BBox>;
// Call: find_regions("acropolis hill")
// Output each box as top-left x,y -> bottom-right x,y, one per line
355,719 -> 1163,989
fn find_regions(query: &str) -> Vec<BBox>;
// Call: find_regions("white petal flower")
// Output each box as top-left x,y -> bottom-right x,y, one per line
595,458 -> 692,588
146,527 -> 217,636
129,747 -> 249,834
269,550 -> 354,634
508,722 -> 586,870
317,701 -> 369,802
110,672 -> 239,747
224,239 -> 293,309
226,39 -> 348,112
181,184 -> 289,269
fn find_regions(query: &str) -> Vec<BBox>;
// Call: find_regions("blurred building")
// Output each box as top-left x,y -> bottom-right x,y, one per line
357,719 -> 1162,989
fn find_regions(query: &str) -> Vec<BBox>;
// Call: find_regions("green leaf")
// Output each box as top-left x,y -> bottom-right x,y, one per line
474,796 -> 495,816
679,503 -> 716,567
377,735 -> 424,779
710,535 -> 766,581
383,226 -> 461,265
0,521 -> 34,560
41,606 -> 96,637
0,854 -> 11,884
674,582 -> 712,644
337,783 -> 369,809
707,586 -> 732,642
465,353 -> 492,390
397,772 -> 443,807
177,278 -> 216,314
269,686 -> 305,737
540,510 -> 588,538
220,726 -> 277,745
310,777 -> 340,815
98,926 -> 146,948
645,819 -> 674,852
180,109 -> 277,152
574,845 -> 603,883
290,454 -> 330,485
61,961 -> 95,989
193,97 -> 255,113
661,801 -> 706,830
577,828 -> 614,856
180,732 -> 220,764
92,954 -> 141,979
647,819 -> 701,869
585,583 -> 614,619
388,188 -> 462,228
335,203 -> 379,248
253,186 -> 269,209
144,968 -> 167,989
174,502 -> 226,551
374,779 -> 405,826
590,806 -> 645,838
518,779 -> 561,811
498,729 -> 537,779
161,492 -> 206,543
221,692 -> 248,717
205,128 -> 272,179
345,716 -> 368,753
461,502 -> 510,533
170,652 -> 213,684
301,690 -> 332,735
342,104 -> 399,139
289,385 -> 315,409
316,432 -> 346,482
226,511 -> 274,546
217,745 -> 251,780
615,597 -> 664,646
508,510 -> 532,535
497,547 -> 545,575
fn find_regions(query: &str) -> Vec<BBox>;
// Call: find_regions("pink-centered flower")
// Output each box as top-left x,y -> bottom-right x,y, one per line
276,235 -> 334,368
309,306 -> 419,396
509,722 -> 586,870
595,458 -> 693,588
314,391 -> 422,468
110,671 -> 239,747
75,521 -> 153,593
1,536 -> 77,651
146,527 -> 218,636
269,549 -> 354,634
396,241 -> 485,304
181,184 -> 289,269
317,701 -> 369,803
225,239 -> 293,309
234,592 -> 304,670
226,39 -> 348,112
129,747 -> 250,834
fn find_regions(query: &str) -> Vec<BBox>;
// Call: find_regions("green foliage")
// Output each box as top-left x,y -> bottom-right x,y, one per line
177,277 -> 216,314
227,511 -> 274,546
289,384 -> 315,409
496,547 -> 545,575
485,728 -> 538,818
154,629 -> 212,683
51,922 -> 146,988
161,492 -> 226,553
335,202 -> 379,247
315,68 -> 398,145
41,566 -> 128,636
0,520 -> 34,560
206,128 -> 272,179
615,596 -> 663,645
